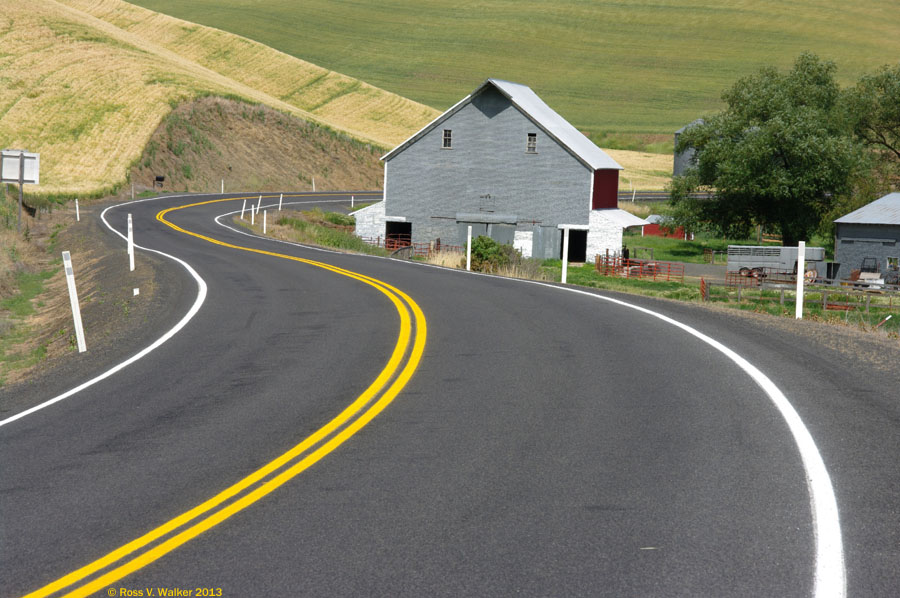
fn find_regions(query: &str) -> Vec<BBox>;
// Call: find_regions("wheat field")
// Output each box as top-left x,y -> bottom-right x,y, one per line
0,0 -> 671,196
0,0 -> 439,196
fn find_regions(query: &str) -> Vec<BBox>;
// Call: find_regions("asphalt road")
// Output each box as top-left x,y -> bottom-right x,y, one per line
2,192 -> 898,597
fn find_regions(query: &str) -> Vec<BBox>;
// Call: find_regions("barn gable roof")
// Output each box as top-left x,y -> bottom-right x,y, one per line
381,78 -> 622,171
835,193 -> 900,226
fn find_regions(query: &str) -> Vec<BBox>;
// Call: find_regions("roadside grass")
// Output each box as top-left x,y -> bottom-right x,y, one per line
130,0 -> 900,141
235,208 -> 390,256
0,269 -> 57,386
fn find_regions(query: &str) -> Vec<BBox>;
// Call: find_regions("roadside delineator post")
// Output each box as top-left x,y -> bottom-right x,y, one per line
251,207 -> 255,226
351,195 -> 355,208
466,225 -> 472,271
62,251 -> 86,353
263,210 -> 267,235
75,198 -> 80,222
796,241 -> 806,319
278,193 -> 283,211
221,179 -> 224,194
127,213 -> 134,272
240,199 -> 247,220
256,195 -> 262,214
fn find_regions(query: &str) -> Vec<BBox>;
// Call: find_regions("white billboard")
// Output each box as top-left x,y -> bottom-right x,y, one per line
1,150 -> 40,185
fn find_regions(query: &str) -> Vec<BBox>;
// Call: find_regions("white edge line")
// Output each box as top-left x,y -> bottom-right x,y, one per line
0,194 -> 210,428
214,214 -> 846,597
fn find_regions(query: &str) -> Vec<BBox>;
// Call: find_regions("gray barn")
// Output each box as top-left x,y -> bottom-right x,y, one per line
358,78 -> 646,261
834,192 -> 900,278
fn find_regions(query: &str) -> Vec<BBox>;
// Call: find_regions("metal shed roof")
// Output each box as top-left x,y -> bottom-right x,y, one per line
595,208 -> 649,228
382,78 -> 622,171
834,193 -> 900,225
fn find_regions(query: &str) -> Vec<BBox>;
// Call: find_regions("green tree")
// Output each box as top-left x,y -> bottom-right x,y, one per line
844,63 -> 900,162
671,53 -> 868,247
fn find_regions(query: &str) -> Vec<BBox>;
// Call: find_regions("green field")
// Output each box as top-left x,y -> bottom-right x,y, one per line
129,0 -> 900,141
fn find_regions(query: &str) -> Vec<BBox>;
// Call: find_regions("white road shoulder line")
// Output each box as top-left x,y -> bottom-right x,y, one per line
226,205 -> 843,597
520,279 -> 845,598
0,194 -> 210,428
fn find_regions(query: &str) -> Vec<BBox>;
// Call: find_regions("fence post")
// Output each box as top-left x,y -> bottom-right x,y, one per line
795,241 -> 806,319
466,225 -> 472,271
127,213 -> 134,272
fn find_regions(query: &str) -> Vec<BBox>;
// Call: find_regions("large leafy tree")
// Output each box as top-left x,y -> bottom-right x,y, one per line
843,62 -> 900,175
671,53 -> 868,246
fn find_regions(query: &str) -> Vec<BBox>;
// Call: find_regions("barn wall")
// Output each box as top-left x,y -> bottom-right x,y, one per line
352,200 -> 386,240
591,169 -> 618,209
384,86 -> 591,246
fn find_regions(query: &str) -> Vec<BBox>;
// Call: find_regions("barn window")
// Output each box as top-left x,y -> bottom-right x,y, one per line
526,133 -> 537,153
442,129 -> 452,149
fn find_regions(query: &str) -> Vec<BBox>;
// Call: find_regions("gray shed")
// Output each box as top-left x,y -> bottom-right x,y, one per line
673,119 -> 704,177
368,78 -> 646,261
834,192 -> 900,279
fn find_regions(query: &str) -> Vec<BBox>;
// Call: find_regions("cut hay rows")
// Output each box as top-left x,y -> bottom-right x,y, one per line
59,0 -> 440,145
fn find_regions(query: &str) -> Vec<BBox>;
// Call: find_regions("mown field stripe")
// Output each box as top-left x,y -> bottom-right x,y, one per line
23,197 -> 426,598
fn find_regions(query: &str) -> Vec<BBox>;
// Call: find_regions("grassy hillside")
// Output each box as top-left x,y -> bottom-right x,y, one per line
0,0 -> 435,196
133,97 -> 384,192
128,0 -> 900,141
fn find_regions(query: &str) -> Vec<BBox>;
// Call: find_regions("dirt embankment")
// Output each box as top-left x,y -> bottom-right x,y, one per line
130,96 -> 385,195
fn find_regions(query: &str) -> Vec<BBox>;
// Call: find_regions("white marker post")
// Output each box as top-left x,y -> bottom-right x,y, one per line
263,210 -> 267,234
351,195 -> 355,209
75,198 -> 80,222
561,227 -> 570,284
278,193 -> 283,211
256,195 -> 262,214
796,241 -> 806,319
240,199 -> 246,220
221,179 -> 224,194
62,251 -> 86,353
127,213 -> 134,272
312,177 -> 316,192
251,207 -> 255,226
466,225 -> 473,271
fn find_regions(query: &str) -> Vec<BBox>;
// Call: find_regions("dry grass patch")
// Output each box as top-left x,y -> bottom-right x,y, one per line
607,149 -> 673,191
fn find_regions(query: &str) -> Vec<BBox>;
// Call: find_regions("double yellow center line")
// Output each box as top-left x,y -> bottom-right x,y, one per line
25,197 -> 426,598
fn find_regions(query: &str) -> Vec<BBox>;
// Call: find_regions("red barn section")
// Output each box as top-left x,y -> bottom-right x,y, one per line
591,169 -> 618,209
643,216 -> 689,240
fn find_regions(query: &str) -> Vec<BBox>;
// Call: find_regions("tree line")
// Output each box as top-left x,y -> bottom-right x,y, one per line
670,52 -> 900,246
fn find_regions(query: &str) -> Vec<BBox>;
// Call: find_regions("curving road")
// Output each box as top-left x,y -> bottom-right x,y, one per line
2,192 -> 899,597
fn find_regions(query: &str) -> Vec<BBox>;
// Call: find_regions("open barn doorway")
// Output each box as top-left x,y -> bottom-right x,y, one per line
385,221 -> 411,246
560,229 -> 587,262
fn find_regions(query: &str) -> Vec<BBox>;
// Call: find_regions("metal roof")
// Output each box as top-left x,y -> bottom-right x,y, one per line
594,208 -> 649,228
382,79 -> 622,171
834,193 -> 900,225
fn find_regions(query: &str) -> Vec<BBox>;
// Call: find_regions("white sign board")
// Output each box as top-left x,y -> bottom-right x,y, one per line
1,150 -> 40,185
